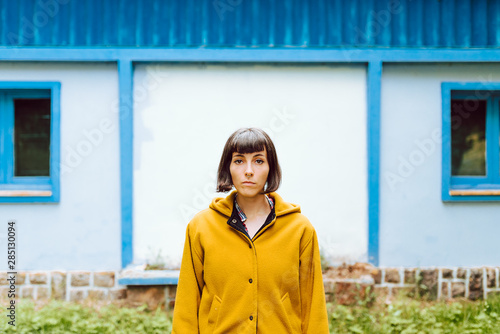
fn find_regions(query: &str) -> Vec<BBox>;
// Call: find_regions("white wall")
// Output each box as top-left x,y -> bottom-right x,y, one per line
0,62 -> 121,271
380,63 -> 500,267
133,63 -> 368,268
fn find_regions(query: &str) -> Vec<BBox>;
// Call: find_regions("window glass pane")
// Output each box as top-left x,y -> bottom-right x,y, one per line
451,99 -> 486,176
14,99 -> 51,176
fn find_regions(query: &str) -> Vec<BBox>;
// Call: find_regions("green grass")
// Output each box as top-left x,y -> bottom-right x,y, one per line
328,293 -> 500,334
1,300 -> 172,334
2,294 -> 500,333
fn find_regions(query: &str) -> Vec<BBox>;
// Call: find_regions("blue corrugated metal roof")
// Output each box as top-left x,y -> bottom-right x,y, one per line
1,0 -> 499,48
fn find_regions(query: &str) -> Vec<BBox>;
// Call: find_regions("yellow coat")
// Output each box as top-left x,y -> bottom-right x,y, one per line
172,190 -> 329,333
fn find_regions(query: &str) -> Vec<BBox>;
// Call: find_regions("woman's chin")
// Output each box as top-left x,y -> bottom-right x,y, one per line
235,187 -> 261,198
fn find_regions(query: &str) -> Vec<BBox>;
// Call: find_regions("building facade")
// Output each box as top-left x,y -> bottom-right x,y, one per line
1,0 -> 499,301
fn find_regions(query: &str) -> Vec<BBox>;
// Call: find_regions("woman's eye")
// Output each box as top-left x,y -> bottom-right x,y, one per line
234,159 -> 243,164
256,159 -> 264,164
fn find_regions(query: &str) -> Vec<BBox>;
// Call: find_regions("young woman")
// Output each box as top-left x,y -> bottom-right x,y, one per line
172,128 -> 329,333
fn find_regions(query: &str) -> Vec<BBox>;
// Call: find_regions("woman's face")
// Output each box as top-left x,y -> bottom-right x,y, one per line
229,147 -> 270,198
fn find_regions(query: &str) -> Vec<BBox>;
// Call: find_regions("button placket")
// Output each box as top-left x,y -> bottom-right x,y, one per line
252,243 -> 258,326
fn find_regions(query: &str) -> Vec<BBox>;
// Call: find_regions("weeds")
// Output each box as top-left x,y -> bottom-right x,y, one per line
3,294 -> 500,333
328,293 -> 500,333
0,300 -> 172,333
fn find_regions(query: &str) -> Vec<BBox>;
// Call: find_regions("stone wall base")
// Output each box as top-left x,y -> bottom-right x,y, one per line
323,263 -> 500,305
0,271 -> 129,303
2,264 -> 500,309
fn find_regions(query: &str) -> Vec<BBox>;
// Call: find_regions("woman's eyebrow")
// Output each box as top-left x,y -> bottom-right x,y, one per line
233,153 -> 265,157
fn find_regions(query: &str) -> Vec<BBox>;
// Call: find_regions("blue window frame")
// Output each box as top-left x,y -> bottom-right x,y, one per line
0,82 -> 60,203
442,82 -> 500,202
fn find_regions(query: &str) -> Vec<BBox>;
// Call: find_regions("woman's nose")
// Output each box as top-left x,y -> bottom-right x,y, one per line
245,163 -> 254,175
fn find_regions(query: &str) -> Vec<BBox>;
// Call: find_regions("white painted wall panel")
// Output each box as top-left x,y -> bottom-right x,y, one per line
134,64 -> 368,268
0,63 -> 121,270
381,64 -> 500,267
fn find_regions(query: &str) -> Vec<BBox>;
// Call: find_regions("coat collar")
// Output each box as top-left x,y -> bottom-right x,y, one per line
209,189 -> 301,218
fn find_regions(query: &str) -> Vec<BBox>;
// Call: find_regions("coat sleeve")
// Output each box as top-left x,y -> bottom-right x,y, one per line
299,226 -> 330,333
172,223 -> 205,333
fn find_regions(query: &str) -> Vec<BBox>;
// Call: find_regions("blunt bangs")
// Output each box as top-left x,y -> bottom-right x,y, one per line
229,130 -> 266,155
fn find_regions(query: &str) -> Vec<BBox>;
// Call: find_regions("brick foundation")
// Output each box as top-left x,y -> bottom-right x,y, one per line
0,271 -> 129,303
334,266 -> 500,302
322,264 -> 500,305
3,265 -> 499,309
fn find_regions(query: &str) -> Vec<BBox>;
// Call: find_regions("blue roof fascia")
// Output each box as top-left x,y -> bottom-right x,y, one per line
1,47 -> 500,63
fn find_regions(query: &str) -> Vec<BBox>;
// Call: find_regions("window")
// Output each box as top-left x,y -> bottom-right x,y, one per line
0,82 -> 60,203
442,83 -> 500,201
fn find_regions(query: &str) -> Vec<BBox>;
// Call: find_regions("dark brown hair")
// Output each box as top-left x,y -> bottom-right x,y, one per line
216,128 -> 282,193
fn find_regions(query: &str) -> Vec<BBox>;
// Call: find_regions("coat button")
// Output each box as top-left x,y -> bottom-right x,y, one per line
249,244 -> 252,248
232,219 -> 237,223
249,279 -> 253,283
249,316 -> 253,321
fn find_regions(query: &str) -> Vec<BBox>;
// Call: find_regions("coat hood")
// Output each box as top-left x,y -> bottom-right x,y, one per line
209,189 -> 301,218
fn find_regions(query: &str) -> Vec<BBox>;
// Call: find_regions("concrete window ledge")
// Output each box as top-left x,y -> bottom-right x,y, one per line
118,269 -> 180,286
116,268 -> 181,309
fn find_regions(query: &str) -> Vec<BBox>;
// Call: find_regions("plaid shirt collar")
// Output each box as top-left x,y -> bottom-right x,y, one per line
234,193 -> 274,223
